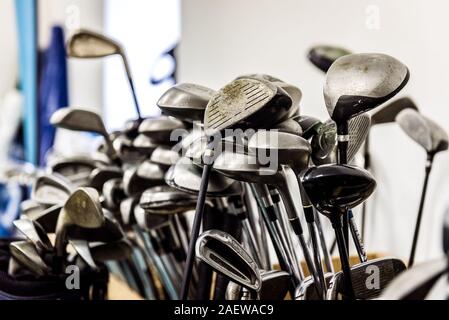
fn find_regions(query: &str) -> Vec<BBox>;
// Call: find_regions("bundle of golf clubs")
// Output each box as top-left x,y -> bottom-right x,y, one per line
2,32 -> 449,300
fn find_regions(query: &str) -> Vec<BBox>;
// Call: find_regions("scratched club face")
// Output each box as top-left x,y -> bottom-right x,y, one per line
204,78 -> 276,134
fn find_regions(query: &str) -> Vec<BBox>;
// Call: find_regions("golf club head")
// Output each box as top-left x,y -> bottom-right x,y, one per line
31,173 -> 73,206
131,134 -> 159,153
67,215 -> 124,243
248,130 -> 311,170
89,166 -> 123,191
123,161 -> 165,196
60,187 -> 104,229
294,273 -> 334,300
90,240 -> 133,262
120,197 -> 138,227
67,29 -> 122,59
258,270 -> 291,300
150,145 -> 180,168
294,115 -> 323,139
307,45 -> 351,73
134,206 -> 169,231
165,157 -> 243,197
25,204 -> 62,233
140,185 -> 198,215
272,118 -> 303,136
312,114 -> 371,165
138,116 -> 185,143
50,107 -> 115,158
113,134 -> 146,162
157,83 -> 216,122
49,156 -> 98,187
204,78 -> 292,135
225,281 -> 243,300
69,240 -> 98,271
396,109 -> 448,155
13,219 -> 53,253
196,230 -> 262,292
20,199 -> 47,216
102,178 -> 126,210
324,53 -> 409,124
301,164 -> 376,219
371,97 -> 418,125
236,74 -> 302,116
327,258 -> 406,300
380,256 -> 447,300
10,241 -> 52,277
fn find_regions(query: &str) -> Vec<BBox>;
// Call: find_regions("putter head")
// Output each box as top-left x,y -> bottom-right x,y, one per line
248,130 -> 311,169
13,219 -> 53,253
89,166 -> 123,191
157,83 -> 216,122
312,114 -> 371,165
301,164 -> 376,219
396,109 -> 448,155
204,78 -> 292,135
140,185 -> 198,214
165,157 -> 242,197
308,45 -> 351,73
327,257 -> 406,300
32,173 -> 73,206
67,29 -> 122,58
259,270 -> 291,300
294,115 -> 323,139
371,97 -> 418,125
196,230 -> 262,292
10,241 -> 51,276
324,53 -> 409,125
150,145 -> 180,168
138,116 -> 185,143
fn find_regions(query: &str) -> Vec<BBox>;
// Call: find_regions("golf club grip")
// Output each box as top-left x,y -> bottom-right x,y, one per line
213,210 -> 242,300
408,159 -> 433,267
195,206 -> 216,300
180,163 -> 212,300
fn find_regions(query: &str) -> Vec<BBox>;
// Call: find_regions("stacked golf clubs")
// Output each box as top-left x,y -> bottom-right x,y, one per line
5,28 -> 449,300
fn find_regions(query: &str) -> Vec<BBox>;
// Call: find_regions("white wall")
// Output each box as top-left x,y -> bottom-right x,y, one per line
180,0 -> 449,263
0,0 -> 18,97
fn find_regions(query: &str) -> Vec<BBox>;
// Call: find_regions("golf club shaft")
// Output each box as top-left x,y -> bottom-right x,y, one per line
408,156 -> 433,267
180,162 -> 213,300
314,210 -> 334,273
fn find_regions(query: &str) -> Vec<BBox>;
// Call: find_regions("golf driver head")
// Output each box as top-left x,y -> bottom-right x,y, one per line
371,97 -> 418,125
10,241 -> 51,277
204,78 -> 292,135
272,118 -> 303,136
327,257 -> 406,300
311,114 -> 371,165
324,53 -> 409,124
301,164 -> 376,218
396,109 -> 448,155
157,83 -> 216,122
196,230 -> 262,293
31,173 -> 73,206
307,45 -> 351,73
